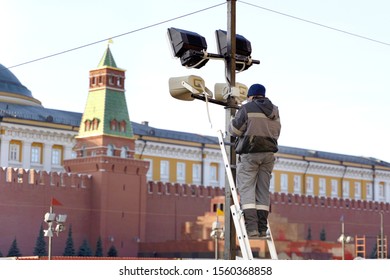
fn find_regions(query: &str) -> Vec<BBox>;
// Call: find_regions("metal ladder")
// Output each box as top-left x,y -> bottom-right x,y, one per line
217,130 -> 278,260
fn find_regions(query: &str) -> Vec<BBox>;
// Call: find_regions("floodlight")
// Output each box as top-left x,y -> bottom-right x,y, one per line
215,29 -> 259,71
345,236 -> 354,243
212,221 -> 222,230
55,224 -> 66,233
211,221 -> 224,239
44,229 -> 53,237
214,82 -> 248,103
167,27 -> 209,69
56,214 -> 67,223
169,75 -> 212,101
215,29 -> 252,57
44,213 -> 56,223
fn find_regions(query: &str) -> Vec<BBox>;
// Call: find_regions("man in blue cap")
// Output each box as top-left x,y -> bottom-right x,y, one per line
229,83 -> 281,238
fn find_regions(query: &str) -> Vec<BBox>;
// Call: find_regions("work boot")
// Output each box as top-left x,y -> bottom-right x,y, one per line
243,209 -> 259,239
258,230 -> 271,240
257,210 -> 271,239
257,210 -> 269,234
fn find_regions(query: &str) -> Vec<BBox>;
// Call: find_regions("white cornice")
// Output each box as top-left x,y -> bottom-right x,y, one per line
274,158 -> 309,173
0,123 -> 77,144
135,140 -> 222,161
135,141 -> 390,181
274,157 -> 376,180
375,169 -> 390,181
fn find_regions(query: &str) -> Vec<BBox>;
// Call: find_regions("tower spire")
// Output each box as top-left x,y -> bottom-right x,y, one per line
75,44 -> 135,158
97,41 -> 117,68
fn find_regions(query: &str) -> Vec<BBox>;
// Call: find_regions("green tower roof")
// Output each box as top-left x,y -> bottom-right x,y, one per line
79,88 -> 133,138
78,46 -> 133,139
97,45 -> 117,68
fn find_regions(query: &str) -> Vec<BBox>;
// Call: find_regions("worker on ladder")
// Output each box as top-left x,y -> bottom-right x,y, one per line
229,83 -> 281,239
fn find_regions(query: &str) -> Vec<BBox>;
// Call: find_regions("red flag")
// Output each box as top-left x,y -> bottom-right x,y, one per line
51,197 -> 63,206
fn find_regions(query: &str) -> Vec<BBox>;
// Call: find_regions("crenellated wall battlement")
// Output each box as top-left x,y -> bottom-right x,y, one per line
271,192 -> 390,212
146,181 -> 225,198
0,167 -> 92,190
146,181 -> 390,212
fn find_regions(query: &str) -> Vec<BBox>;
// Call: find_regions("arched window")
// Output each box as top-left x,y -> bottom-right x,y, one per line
120,120 -> 126,132
80,145 -> 86,157
108,76 -> 114,85
92,118 -> 100,130
110,119 -> 117,131
84,119 -> 91,131
107,144 -> 114,156
120,146 -> 128,158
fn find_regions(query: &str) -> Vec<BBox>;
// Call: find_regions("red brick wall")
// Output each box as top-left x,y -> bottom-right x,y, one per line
0,168 -> 91,257
64,155 -> 150,257
144,182 -> 224,243
270,192 -> 390,257
1,165 -> 388,259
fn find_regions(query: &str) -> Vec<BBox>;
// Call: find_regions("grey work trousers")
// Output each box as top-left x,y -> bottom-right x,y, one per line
236,152 -> 275,211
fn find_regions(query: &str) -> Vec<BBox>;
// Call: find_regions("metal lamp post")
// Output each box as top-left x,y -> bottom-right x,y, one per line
338,216 -> 353,260
167,0 -> 259,260
43,199 -> 67,260
210,218 -> 224,259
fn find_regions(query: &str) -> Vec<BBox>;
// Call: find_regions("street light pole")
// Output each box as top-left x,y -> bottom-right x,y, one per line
338,216 -> 353,260
211,218 -> 223,259
43,198 -> 67,260
47,206 -> 53,260
341,220 -> 345,260
167,0 -> 259,260
224,0 -> 237,260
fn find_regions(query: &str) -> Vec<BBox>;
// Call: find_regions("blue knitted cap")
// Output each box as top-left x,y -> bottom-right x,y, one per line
247,84 -> 266,97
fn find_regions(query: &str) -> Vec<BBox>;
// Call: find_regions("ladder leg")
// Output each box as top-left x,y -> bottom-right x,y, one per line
266,221 -> 278,260
231,205 -> 253,260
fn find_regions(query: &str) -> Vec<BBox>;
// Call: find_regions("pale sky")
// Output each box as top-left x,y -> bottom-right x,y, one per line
1,0 -> 390,162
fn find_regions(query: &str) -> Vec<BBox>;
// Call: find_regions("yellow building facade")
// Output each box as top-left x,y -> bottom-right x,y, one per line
132,124 -> 390,204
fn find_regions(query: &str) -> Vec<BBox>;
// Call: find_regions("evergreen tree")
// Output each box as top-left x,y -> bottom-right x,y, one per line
306,225 -> 312,240
370,243 -> 378,259
7,238 -> 22,257
78,239 -> 93,256
320,227 -> 326,241
63,224 -> 75,256
33,224 -> 47,256
0,250 -> 3,257
107,245 -> 118,257
95,236 -> 103,257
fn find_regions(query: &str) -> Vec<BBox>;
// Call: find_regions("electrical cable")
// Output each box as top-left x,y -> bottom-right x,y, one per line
238,0 -> 390,47
200,83 -> 213,129
5,2 -> 226,70
5,1 -> 390,72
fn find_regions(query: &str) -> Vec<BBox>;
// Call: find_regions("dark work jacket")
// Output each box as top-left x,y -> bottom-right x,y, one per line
229,97 -> 281,154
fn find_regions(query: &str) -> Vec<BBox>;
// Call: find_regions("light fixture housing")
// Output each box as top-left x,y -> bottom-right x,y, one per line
214,82 -> 248,103
44,213 -> 56,223
167,27 -> 209,69
215,29 -> 252,57
168,75 -> 212,101
56,214 -> 67,223
215,29 -> 258,71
